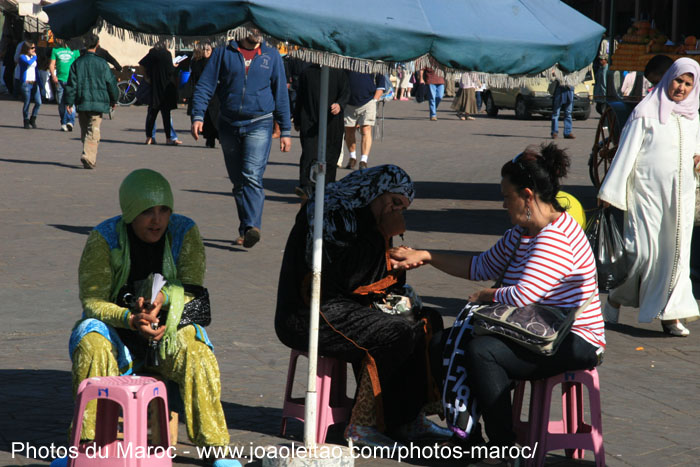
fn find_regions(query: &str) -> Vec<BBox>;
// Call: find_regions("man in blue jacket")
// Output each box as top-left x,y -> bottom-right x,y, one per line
191,29 -> 292,248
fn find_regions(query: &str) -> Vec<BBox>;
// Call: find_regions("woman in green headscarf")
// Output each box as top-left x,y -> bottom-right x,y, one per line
69,169 -> 230,451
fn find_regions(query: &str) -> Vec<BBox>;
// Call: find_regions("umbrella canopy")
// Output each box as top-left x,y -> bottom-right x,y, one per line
46,0 -> 604,81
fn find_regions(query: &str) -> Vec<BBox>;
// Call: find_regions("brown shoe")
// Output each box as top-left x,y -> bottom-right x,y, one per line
243,227 -> 261,248
80,157 -> 95,169
564,134 -> 576,139
430,116 -> 438,121
359,161 -> 368,169
551,133 -> 558,139
345,158 -> 357,169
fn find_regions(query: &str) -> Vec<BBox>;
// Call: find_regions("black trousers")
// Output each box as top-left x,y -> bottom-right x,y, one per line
298,128 -> 343,196
464,332 -> 599,446
145,106 -> 173,140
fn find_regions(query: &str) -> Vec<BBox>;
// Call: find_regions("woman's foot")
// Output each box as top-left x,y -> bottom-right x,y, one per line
602,301 -> 620,323
345,423 -> 403,449
166,138 -> 182,146
661,320 -> 690,337
393,413 -> 454,441
145,137 -> 156,145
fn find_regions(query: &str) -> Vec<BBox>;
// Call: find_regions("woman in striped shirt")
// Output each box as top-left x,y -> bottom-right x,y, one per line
390,143 -> 605,460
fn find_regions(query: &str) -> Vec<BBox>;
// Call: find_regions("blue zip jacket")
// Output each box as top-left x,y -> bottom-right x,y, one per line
192,40 -> 291,137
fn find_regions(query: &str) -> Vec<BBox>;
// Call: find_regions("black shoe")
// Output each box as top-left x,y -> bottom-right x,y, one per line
29,116 -> 37,129
359,161 -> 368,170
205,139 -> 216,148
23,119 -> 31,129
66,122 -> 74,132
345,158 -> 357,170
243,227 -> 261,248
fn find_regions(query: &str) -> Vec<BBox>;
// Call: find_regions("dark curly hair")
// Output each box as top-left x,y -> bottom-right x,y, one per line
501,143 -> 571,212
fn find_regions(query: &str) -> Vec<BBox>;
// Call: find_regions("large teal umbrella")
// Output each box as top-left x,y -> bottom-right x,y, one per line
46,0 -> 604,449
46,0 -> 604,77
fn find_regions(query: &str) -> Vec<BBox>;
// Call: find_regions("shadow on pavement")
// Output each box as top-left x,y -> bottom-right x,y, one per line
0,370 -> 73,455
203,238 -> 245,253
0,157 -> 82,169
48,224 -> 93,236
473,132 -> 545,139
406,208 -> 509,236
604,323 -> 669,338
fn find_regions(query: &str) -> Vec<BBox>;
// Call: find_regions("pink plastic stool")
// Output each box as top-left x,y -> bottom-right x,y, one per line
280,349 -> 354,444
69,375 -> 172,467
512,368 -> 605,467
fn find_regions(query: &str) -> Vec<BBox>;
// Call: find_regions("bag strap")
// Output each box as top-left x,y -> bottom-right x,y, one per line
573,293 -> 596,319
493,232 -> 522,288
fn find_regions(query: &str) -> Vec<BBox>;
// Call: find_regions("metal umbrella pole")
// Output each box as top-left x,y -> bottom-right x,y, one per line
304,65 -> 330,449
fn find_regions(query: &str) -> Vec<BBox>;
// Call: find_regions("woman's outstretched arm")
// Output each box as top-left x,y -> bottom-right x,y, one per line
389,246 -> 472,279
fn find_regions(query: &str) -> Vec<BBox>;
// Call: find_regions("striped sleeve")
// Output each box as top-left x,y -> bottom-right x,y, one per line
470,227 -> 522,281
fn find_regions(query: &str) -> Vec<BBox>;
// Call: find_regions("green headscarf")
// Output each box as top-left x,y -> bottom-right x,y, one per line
119,169 -> 174,223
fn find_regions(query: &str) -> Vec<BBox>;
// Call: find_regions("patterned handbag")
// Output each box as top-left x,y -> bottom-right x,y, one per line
470,294 -> 594,356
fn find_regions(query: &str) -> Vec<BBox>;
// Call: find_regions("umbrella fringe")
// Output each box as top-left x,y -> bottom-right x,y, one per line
92,19 -> 590,86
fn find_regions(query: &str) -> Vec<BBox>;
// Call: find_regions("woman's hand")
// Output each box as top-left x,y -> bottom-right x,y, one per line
129,292 -> 166,341
468,288 -> 497,304
389,246 -> 430,270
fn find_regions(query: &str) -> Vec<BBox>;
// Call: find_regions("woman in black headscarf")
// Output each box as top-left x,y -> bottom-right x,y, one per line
275,164 -> 448,447
186,42 -> 219,148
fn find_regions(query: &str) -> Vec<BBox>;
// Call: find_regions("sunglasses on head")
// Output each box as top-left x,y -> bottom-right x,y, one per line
511,151 -> 536,189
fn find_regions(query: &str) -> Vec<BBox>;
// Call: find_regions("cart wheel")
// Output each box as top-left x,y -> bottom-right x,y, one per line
588,106 -> 619,188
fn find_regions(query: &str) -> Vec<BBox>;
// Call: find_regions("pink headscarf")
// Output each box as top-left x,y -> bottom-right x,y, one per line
630,57 -> 700,124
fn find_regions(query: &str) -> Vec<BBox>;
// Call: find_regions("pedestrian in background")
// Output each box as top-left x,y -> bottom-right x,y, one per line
419,67 -> 444,121
451,72 -> 479,121
186,42 -> 218,148
139,42 -> 181,145
343,71 -> 385,170
64,33 -> 119,169
191,28 -> 292,249
294,65 -> 350,199
17,41 -> 40,129
550,77 -> 575,139
49,38 -> 80,131
598,58 -> 700,336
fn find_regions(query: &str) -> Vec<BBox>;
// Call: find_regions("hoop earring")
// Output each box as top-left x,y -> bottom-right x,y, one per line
526,207 -> 531,221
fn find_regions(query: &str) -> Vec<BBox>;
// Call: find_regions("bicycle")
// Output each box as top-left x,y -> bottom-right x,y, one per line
117,67 -> 142,106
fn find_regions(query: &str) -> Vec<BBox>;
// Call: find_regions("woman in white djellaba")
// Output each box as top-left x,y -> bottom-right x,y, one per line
598,57 -> 700,336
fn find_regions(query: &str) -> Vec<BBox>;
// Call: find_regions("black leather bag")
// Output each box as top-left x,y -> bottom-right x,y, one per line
178,285 -> 211,328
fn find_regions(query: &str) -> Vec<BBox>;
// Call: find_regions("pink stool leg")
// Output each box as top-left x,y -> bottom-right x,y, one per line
280,350 -> 301,436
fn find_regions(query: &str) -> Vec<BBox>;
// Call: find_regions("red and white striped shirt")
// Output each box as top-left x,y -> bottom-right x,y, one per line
470,212 -> 606,348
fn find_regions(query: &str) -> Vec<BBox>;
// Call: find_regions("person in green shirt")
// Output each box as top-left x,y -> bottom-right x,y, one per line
49,38 -> 80,131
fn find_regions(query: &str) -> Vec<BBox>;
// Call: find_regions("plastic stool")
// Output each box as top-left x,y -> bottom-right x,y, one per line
69,375 -> 172,466
280,349 -> 354,444
512,368 -> 605,467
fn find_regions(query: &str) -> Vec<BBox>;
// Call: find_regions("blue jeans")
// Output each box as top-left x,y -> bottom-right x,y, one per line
21,82 -> 41,121
551,87 -> 574,136
146,109 -> 178,140
428,84 -> 444,117
219,116 -> 274,236
475,91 -> 483,111
55,81 -> 75,125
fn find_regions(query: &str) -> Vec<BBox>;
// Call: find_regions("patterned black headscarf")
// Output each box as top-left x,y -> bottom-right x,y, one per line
305,164 -> 415,265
